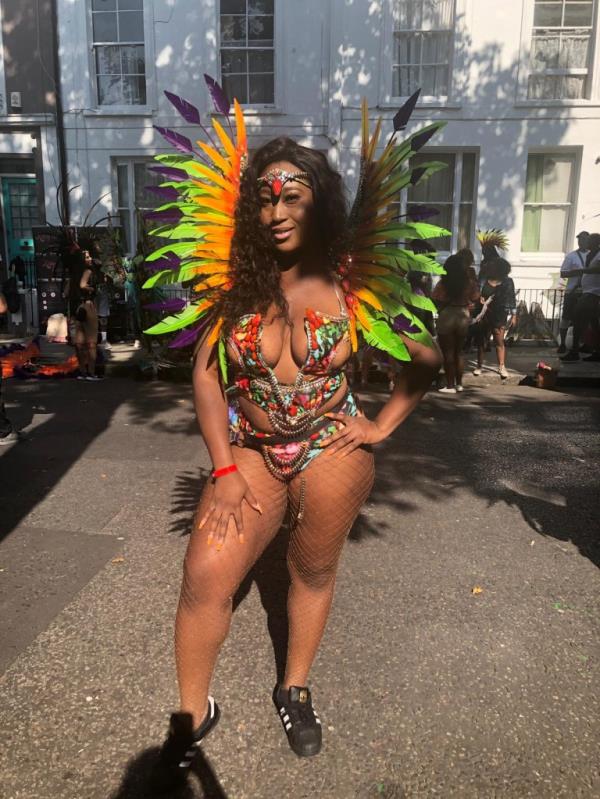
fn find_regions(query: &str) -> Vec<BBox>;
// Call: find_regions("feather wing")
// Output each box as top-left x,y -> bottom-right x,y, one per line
343,97 -> 449,357
143,77 -> 247,372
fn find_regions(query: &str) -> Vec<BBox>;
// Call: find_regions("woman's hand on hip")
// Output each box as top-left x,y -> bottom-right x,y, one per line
197,471 -> 262,550
320,412 -> 386,458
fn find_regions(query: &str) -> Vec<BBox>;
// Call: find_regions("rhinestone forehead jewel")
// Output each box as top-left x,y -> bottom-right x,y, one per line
257,168 -> 312,204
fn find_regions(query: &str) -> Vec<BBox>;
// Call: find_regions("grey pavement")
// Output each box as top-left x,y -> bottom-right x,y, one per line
0,372 -> 598,799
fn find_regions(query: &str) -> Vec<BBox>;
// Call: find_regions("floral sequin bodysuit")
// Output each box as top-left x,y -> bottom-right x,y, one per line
226,288 -> 360,480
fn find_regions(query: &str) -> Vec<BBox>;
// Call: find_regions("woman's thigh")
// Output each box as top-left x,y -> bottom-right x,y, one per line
287,446 -> 375,587
183,446 -> 289,604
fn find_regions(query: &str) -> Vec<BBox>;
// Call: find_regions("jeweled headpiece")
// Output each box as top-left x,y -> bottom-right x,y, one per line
257,168 -> 311,205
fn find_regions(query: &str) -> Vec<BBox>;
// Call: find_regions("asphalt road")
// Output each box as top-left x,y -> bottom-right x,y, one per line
0,374 -> 598,799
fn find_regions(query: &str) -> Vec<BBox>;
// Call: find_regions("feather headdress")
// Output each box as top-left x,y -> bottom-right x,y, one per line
476,228 -> 509,251
143,79 -> 449,371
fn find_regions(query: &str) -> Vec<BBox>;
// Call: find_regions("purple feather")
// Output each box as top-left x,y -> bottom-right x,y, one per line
143,207 -> 183,224
164,91 -> 202,125
393,315 -> 421,334
154,126 -> 194,155
410,126 -> 439,153
146,185 -> 179,202
409,166 -> 427,186
143,298 -> 187,313
168,322 -> 207,349
144,254 -> 181,273
407,205 -> 440,222
393,89 -> 421,131
148,165 -> 188,182
204,74 -> 231,116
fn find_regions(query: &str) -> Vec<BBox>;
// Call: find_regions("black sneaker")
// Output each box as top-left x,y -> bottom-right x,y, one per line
557,344 -> 567,354
560,351 -> 580,362
273,684 -> 322,757
582,352 -> 600,362
155,698 -> 220,790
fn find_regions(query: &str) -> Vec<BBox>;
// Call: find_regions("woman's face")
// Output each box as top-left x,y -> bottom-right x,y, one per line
258,160 -> 315,253
83,250 -> 92,267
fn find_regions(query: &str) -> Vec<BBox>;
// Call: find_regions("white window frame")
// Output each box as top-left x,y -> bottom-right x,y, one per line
86,0 -> 156,114
520,148 -> 580,256
395,149 -> 479,257
379,0 -> 465,108
516,0 -> 600,105
113,158 -> 159,256
217,0 -> 283,113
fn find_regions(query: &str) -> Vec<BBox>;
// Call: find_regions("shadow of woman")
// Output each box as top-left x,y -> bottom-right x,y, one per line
110,739 -> 230,799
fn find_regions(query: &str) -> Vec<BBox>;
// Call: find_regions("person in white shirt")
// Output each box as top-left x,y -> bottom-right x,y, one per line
558,231 -> 589,353
561,233 -> 600,362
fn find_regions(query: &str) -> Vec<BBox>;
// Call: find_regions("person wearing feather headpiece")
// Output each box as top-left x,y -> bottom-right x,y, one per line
147,81 -> 446,782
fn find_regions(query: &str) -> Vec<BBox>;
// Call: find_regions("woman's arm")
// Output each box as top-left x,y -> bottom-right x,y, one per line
193,335 -> 262,548
323,336 -> 441,456
79,268 -> 93,297
0,291 -> 7,315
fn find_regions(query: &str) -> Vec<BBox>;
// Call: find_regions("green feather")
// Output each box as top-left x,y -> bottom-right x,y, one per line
145,242 -> 198,262
358,310 -> 410,362
144,302 -> 209,335
218,336 -> 228,384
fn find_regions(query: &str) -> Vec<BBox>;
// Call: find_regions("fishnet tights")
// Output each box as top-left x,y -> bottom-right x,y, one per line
175,445 -> 374,727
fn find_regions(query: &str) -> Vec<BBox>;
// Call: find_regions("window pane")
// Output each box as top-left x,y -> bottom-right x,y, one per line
434,64 -> 449,95
121,45 -> 145,73
98,74 -> 122,104
525,155 -> 544,202
421,65 -> 436,94
538,206 -> 569,250
220,0 -> 245,12
563,2 -> 594,25
527,74 -> 559,99
394,65 -> 419,96
409,154 -> 455,203
119,10 -> 144,40
222,73 -> 248,103
96,45 -> 121,74
221,15 -> 247,46
541,156 -> 572,202
534,2 -> 563,26
248,49 -> 274,73
522,206 -> 541,251
559,32 -> 590,68
122,75 -> 146,104
422,0 -> 453,29
249,0 -> 274,13
248,15 -> 274,46
119,0 -> 143,8
222,49 -> 247,73
93,12 -> 118,42
461,153 -> 476,201
117,164 -> 129,205
531,34 -> 560,68
558,74 -> 586,97
118,209 -> 131,255
92,0 -> 116,9
249,73 -> 274,103
458,204 -> 473,249
134,162 -> 158,207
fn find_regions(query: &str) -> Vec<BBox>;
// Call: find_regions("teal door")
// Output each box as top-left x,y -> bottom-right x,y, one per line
2,177 -> 39,285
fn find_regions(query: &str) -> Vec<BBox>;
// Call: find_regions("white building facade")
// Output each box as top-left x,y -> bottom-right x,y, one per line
54,0 -> 600,290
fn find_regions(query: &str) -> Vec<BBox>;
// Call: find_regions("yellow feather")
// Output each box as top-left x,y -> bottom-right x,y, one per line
361,98 -> 369,160
197,141 -> 231,176
208,318 -> 224,346
366,117 -> 382,163
234,99 -> 247,153
352,264 -> 391,276
187,162 -> 232,192
354,287 -> 383,311
193,274 -> 228,291
211,118 -> 237,160
355,303 -> 371,331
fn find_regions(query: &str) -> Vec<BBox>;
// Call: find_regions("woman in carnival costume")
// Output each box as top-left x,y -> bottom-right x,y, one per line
144,79 -> 447,780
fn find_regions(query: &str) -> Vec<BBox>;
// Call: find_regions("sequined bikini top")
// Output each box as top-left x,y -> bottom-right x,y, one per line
227,287 -> 351,438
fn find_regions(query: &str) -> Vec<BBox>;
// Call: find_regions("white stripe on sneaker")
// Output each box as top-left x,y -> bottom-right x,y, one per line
285,722 -> 292,730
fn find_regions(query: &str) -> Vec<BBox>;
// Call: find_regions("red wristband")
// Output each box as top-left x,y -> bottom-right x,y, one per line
212,464 -> 238,479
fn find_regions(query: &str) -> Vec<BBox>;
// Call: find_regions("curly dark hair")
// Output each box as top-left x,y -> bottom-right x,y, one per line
439,254 -> 472,302
217,137 -> 348,335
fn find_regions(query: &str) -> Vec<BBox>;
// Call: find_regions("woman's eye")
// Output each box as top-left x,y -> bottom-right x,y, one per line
285,194 -> 299,203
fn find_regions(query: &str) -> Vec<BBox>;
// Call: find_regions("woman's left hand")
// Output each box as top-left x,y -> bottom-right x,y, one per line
320,413 -> 386,458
